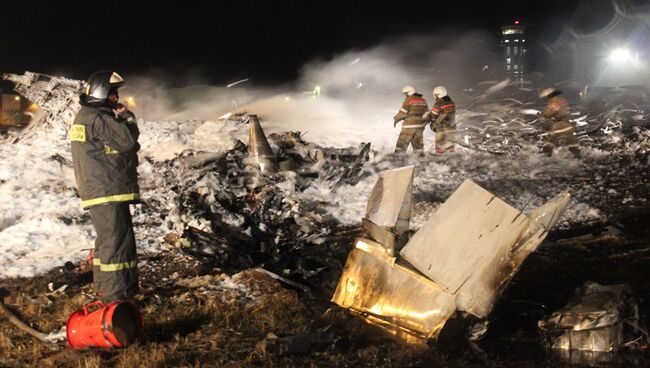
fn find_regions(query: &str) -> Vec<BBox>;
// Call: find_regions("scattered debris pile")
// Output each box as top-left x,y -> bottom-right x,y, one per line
156,115 -> 371,279
458,82 -> 650,155
333,171 -> 572,340
0,71 -> 374,282
538,281 -> 648,366
2,72 -> 84,143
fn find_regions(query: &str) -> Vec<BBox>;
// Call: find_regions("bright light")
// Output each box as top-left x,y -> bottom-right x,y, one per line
610,48 -> 631,63
313,86 -> 321,98
14,96 -> 20,101
126,96 -> 136,108
514,20 -> 520,25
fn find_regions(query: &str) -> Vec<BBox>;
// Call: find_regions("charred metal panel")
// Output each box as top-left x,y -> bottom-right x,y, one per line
365,165 -> 414,235
361,218 -> 397,256
332,239 -> 456,339
247,115 -> 276,174
401,180 -> 571,317
539,282 -> 637,355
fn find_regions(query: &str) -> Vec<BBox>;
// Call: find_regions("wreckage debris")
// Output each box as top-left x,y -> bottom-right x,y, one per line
153,116 -> 374,281
2,72 -> 84,143
363,165 -> 414,255
538,281 -> 648,366
401,180 -> 571,318
332,239 -> 457,339
333,171 -> 572,340
256,330 -> 335,356
246,114 -> 277,174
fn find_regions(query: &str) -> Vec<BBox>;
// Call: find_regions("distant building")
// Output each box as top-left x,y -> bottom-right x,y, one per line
501,21 -> 527,82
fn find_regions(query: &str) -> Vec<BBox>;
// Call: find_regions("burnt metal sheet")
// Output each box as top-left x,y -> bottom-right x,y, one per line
332,239 -> 456,339
554,348 -> 615,367
539,282 -> 636,354
365,165 -> 414,235
247,114 -> 276,173
362,218 -> 397,256
400,180 -> 571,317
456,191 -> 572,317
400,180 -> 527,295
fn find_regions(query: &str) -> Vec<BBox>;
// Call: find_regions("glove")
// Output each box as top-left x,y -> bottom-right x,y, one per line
115,106 -> 136,124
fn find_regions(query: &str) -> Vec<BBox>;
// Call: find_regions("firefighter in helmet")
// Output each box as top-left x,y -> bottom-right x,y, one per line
393,85 -> 429,153
539,88 -> 581,158
70,71 -> 141,302
430,86 -> 457,153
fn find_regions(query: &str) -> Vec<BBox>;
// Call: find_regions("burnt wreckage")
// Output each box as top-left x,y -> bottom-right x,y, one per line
2,71 -> 649,362
332,167 -> 571,338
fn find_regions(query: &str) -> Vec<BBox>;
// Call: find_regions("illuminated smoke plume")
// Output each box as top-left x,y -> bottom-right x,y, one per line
127,31 -> 499,151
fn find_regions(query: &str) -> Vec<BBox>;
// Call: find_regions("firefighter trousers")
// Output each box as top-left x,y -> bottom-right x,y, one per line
395,128 -> 424,153
434,124 -> 457,153
89,202 -> 138,302
543,121 -> 580,157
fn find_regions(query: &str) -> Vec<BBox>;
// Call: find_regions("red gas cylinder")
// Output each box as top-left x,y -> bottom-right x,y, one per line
67,300 -> 144,349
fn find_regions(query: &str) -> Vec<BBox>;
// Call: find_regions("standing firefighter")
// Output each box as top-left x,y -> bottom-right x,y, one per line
539,88 -> 581,158
430,86 -> 457,154
70,71 -> 140,302
393,85 -> 429,153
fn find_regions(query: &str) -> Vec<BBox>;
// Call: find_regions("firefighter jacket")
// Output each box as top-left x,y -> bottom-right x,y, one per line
430,96 -> 456,130
541,96 -> 571,124
71,96 -> 140,209
393,93 -> 429,129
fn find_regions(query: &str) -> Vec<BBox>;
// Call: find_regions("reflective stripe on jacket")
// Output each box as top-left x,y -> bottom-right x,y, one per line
541,96 -> 571,122
71,97 -> 140,209
394,93 -> 429,129
431,96 -> 456,127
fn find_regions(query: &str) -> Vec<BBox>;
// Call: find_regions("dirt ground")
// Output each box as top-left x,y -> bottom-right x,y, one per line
1,209 -> 649,367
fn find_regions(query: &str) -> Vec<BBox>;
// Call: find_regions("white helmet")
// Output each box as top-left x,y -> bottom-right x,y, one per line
433,86 -> 447,99
401,85 -> 416,96
539,88 -> 557,99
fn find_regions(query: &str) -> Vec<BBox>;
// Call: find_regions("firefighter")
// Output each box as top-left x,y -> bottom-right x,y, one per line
393,85 -> 429,153
539,88 -> 581,158
70,71 -> 141,303
430,86 -> 457,153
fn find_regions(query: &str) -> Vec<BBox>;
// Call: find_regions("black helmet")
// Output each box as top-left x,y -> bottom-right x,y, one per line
84,71 -> 125,102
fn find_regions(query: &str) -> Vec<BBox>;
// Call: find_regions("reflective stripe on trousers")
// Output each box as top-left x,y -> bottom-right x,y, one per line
82,193 -> 140,209
549,126 -> 573,135
89,202 -> 138,302
93,258 -> 137,271
395,128 -> 424,152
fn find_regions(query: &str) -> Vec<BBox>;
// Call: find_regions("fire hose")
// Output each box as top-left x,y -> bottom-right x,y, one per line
0,299 -> 52,343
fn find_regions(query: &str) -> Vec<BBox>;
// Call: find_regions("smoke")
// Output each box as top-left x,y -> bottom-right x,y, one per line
126,30 -> 500,151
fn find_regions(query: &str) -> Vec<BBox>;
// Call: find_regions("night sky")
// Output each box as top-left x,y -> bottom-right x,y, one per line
0,0 -> 617,85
